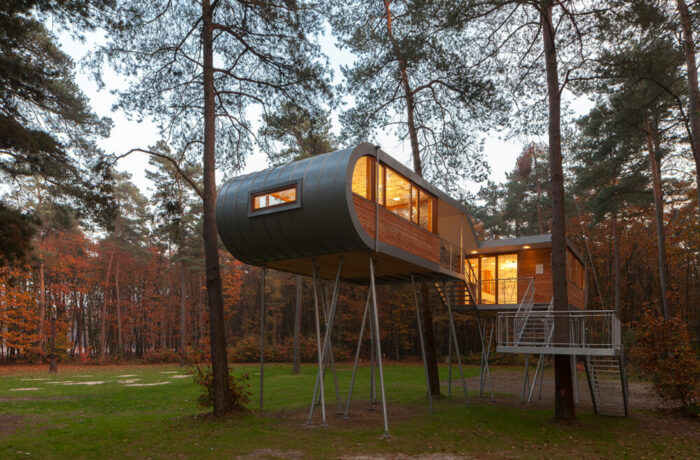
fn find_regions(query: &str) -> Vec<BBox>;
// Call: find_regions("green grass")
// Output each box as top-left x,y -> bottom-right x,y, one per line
0,363 -> 695,459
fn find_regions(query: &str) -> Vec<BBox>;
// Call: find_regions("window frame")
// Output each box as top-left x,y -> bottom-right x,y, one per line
249,180 -> 303,217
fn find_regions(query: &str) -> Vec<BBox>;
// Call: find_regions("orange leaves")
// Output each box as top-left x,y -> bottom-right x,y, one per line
634,309 -> 700,416
0,265 -> 39,355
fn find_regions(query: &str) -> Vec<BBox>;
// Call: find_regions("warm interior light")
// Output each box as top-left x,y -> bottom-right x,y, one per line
523,245 -> 531,249
393,197 -> 401,201
470,250 -> 478,254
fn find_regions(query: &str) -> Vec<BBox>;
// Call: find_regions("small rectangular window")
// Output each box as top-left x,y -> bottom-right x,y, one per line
252,185 -> 297,210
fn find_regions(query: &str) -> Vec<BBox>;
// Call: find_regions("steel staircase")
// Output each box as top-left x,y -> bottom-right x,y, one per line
584,355 -> 630,417
516,299 -> 553,345
433,279 -> 478,312
433,263 -> 480,313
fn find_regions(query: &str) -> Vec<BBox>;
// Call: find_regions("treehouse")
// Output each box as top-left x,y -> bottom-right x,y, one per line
216,142 -> 586,311
215,143 -> 626,436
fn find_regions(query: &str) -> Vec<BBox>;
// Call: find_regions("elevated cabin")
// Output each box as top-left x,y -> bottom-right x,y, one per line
216,143 -> 586,309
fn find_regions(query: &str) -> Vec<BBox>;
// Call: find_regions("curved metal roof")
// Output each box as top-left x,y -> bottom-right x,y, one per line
216,143 -> 376,266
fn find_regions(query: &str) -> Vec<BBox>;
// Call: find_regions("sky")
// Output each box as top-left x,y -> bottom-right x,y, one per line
57,24 -> 583,201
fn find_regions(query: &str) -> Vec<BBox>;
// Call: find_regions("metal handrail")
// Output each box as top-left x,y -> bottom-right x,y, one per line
498,310 -> 622,352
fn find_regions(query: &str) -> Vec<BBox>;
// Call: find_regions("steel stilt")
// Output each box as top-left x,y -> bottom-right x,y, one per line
259,267 -> 265,411
411,276 -> 432,413
369,300 -> 376,409
443,282 -> 469,405
308,259 -> 344,423
319,280 -> 342,412
537,355 -> 546,400
369,257 -> 390,438
479,320 -> 495,400
343,291 -> 371,419
447,326 -> 453,397
307,263 -> 326,425
528,353 -> 544,403
521,353 -> 530,404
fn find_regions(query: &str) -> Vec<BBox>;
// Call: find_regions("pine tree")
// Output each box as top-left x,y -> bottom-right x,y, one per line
0,0 -> 114,263
97,0 -> 329,415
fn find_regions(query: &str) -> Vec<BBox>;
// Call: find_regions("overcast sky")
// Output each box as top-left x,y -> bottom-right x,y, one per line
58,24 -> 584,201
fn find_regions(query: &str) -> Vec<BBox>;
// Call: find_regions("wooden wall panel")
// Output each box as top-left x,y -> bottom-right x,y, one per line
354,193 -> 376,236
518,249 -> 553,304
568,282 -> 585,309
518,248 -> 585,308
353,194 -> 440,264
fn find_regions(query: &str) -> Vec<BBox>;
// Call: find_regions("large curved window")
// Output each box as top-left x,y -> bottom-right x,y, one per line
352,155 -> 435,232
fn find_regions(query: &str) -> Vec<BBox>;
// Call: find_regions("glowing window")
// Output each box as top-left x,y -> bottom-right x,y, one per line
419,190 -> 433,231
480,256 -> 496,304
385,168 -> 411,220
377,163 -> 385,206
352,156 -> 373,199
410,186 -> 419,224
252,186 -> 297,210
497,254 -> 518,304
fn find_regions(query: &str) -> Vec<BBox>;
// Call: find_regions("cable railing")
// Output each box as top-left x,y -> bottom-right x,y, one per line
497,310 -> 622,356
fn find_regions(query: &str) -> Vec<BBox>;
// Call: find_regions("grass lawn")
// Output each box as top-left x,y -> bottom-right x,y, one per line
0,362 -> 696,459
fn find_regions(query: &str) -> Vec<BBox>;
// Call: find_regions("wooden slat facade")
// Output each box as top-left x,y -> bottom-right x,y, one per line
353,194 -> 440,264
517,248 -> 584,309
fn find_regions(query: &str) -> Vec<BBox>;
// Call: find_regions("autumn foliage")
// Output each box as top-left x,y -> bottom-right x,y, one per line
634,309 -> 700,416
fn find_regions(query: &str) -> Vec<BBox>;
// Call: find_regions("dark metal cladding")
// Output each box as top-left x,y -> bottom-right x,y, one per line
216,143 -> 376,266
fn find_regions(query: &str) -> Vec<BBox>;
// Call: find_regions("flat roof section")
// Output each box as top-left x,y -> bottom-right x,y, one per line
475,234 -> 585,264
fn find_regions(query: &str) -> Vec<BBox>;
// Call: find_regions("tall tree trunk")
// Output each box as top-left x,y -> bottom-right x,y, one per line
180,261 -> 187,366
38,263 -> 45,349
48,307 -> 57,374
383,0 -> 441,396
115,259 -> 123,359
612,214 -> 621,316
644,119 -> 673,320
100,249 -> 114,361
540,1 -> 575,421
292,275 -> 302,374
533,147 -> 545,234
202,0 -> 231,416
675,0 -> 700,222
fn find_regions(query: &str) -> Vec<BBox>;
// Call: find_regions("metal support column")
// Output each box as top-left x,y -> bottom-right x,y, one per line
447,329 -> 453,397
521,353 -> 530,403
307,263 -> 327,425
478,319 -> 495,400
443,282 -> 469,405
411,276 -> 432,413
527,353 -> 545,403
259,267 -> 265,411
369,304 -> 376,408
369,256 -> 390,438
308,258 -> 344,424
343,291 -> 371,419
318,279 -> 342,412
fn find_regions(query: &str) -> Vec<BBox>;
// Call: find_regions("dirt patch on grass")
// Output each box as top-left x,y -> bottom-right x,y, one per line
265,401 -> 428,430
0,415 -> 30,438
457,367 -> 668,412
341,455 -> 468,459
0,395 -> 75,402
236,448 -> 305,459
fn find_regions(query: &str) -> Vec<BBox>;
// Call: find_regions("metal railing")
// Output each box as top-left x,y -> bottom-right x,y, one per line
497,310 -> 622,355
439,239 -> 463,274
462,277 -> 533,305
